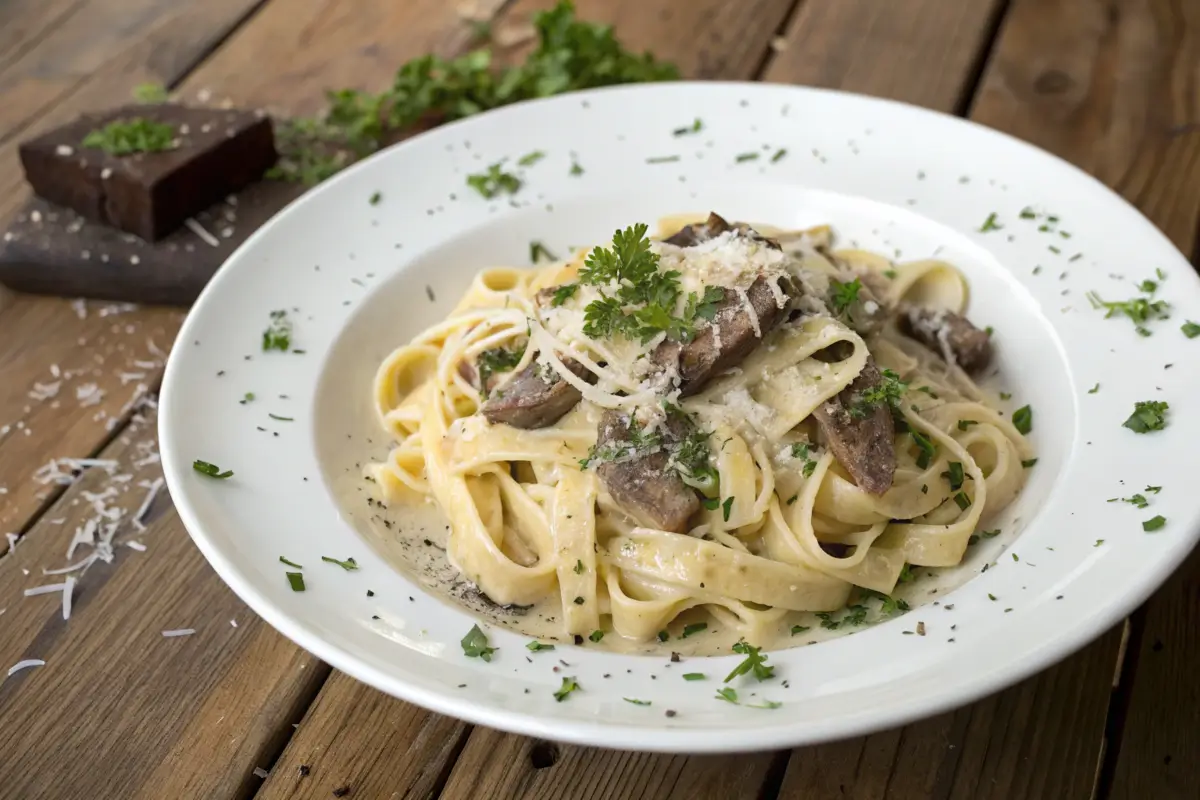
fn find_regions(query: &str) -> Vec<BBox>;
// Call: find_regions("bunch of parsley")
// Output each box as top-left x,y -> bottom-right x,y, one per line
269,2 -> 678,184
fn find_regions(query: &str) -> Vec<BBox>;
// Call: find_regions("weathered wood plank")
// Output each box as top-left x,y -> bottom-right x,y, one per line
777,0 -> 1200,796
442,728 -> 780,800
257,673 -> 469,800
0,405 -> 329,799
0,0 -> 267,554
762,0 -> 1007,110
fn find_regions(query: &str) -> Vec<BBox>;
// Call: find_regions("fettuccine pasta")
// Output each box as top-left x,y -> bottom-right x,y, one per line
368,213 -> 1032,649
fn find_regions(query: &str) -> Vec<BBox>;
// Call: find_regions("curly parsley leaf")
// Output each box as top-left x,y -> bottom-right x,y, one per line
461,624 -> 497,661
828,277 -> 862,316
850,369 -> 908,419
549,283 -> 578,306
1123,400 -> 1169,433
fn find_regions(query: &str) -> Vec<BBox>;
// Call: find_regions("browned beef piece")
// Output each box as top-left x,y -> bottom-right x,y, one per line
481,358 -> 591,429
812,358 -> 896,495
653,274 -> 792,396
663,212 -> 781,250
830,272 -> 889,337
594,410 -> 700,533
19,104 -> 276,242
898,306 -> 993,374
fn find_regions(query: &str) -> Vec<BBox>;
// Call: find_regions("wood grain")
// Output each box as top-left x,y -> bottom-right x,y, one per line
0,405 -> 329,799
257,673 -> 469,800
762,0 -> 1008,110
442,727 -> 780,800
0,0 -> 267,553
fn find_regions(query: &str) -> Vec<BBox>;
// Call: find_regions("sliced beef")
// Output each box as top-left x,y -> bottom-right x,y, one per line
898,306 -> 993,374
829,272 -> 889,337
594,410 -> 700,533
481,357 -> 591,429
812,358 -> 896,495
652,274 -> 792,396
663,212 -> 781,250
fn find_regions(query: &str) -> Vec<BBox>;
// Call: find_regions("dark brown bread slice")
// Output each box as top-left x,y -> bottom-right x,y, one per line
19,104 -> 276,242
481,358 -> 591,429
0,180 -> 303,305
594,410 -> 700,533
812,358 -> 897,495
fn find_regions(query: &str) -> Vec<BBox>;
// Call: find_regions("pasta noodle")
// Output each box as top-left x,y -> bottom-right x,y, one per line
368,214 -> 1033,649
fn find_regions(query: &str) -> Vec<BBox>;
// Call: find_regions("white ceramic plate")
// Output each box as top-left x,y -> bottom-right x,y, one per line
160,82 -> 1200,753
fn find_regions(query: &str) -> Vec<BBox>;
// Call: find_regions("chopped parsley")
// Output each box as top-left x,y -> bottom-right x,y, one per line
862,589 -> 910,616
982,529 -> 1000,538
193,460 -> 233,479
321,556 -> 359,571
285,572 -> 305,591
1183,321 -> 1200,338
578,224 -> 721,344
716,687 -> 739,704
724,640 -> 773,683
573,559 -> 584,574
588,629 -> 604,642
646,155 -> 681,164
1123,400 -> 1169,433
683,673 -> 706,681
790,625 -> 810,636
1109,493 -> 1150,509
721,496 -> 734,522
943,461 -> 964,491
897,563 -> 916,583
828,277 -> 862,316
569,159 -> 584,176
369,191 -> 382,205
1143,515 -> 1167,532
268,413 -> 293,422
549,283 -> 578,306
910,431 -> 936,469
517,150 -> 545,166
979,212 -> 1003,232
279,556 -> 304,568
1088,383 -> 1100,394
657,630 -> 669,642
553,675 -> 580,701
673,118 -> 703,136
957,419 -> 978,431
81,118 -> 176,155
623,697 -> 650,705
850,369 -> 908,419
526,641 -> 555,652
262,310 -> 292,352
466,162 -> 522,198
953,492 -> 971,510
1146,485 -> 1162,494
132,82 -> 168,104
530,241 -> 557,263
681,622 -> 708,638
771,148 -> 787,163
1086,289 -> 1170,334
461,624 -> 497,661
1022,458 -> 1038,468
735,152 -> 760,163
476,344 -> 526,397
1011,405 -> 1033,435
790,442 -> 819,478
816,605 -> 868,630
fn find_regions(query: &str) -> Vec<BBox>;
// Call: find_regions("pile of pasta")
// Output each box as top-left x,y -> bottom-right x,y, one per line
369,219 -> 1033,643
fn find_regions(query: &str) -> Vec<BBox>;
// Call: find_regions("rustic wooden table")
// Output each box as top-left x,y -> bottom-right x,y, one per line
1,1 -> 1197,798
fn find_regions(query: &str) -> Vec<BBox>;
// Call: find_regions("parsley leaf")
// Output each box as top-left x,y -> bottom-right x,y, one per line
285,572 -> 305,591
1182,321 -> 1200,338
550,283 -> 578,306
589,629 -> 604,642
624,697 -> 651,705
850,369 -> 908,419
193,460 -> 233,479
279,556 -> 304,569
1086,289 -> 1170,333
1012,405 -> 1033,435
476,344 -> 526,397
721,496 -> 734,522
517,150 -> 545,166
554,675 -> 580,701
1143,515 -> 1167,532
683,672 -> 706,681
1123,400 -> 1169,433
526,641 -> 555,652
1109,493 -> 1150,509
467,162 -> 522,198
82,118 -> 176,155
461,624 -> 497,661
942,461 -> 965,491
910,431 -> 936,469
828,277 -> 862,316
673,118 -> 703,136
716,687 -> 739,704
724,640 -> 774,683
530,241 -> 557,263
979,212 -> 1003,232
262,310 -> 292,352
682,622 -> 708,638
321,556 -> 359,571
790,625 -> 810,636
